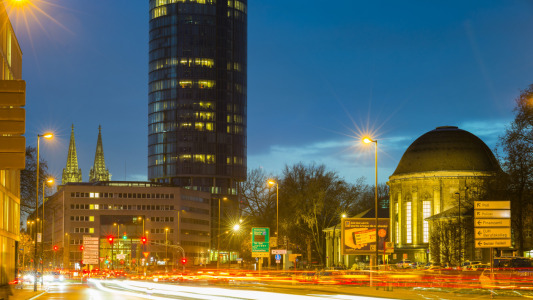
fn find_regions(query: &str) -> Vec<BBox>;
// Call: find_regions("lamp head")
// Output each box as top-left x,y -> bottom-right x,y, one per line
46,178 -> 54,184
233,224 -> 240,231
267,180 -> 276,186
41,133 -> 54,139
363,137 -> 374,144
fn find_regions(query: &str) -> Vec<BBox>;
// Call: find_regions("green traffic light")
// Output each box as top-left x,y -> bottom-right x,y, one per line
123,235 -> 127,240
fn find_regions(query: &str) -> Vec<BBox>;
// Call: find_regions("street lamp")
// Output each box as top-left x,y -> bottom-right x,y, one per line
165,228 -> 169,271
217,197 -> 227,269
455,192 -> 462,266
34,132 -> 53,291
267,180 -> 279,239
363,137 -> 379,269
41,177 -> 54,287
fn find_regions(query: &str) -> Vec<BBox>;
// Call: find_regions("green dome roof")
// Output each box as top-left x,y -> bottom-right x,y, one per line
392,126 -> 501,176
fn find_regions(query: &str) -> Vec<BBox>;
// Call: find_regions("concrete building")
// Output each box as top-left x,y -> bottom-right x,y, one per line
388,126 -> 502,265
38,182 -> 211,270
0,1 -> 25,285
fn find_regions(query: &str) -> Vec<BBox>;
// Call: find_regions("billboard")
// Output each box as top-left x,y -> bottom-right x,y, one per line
341,218 -> 390,255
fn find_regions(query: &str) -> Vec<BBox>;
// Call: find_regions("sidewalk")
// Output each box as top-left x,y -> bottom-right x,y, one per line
11,284 -> 46,300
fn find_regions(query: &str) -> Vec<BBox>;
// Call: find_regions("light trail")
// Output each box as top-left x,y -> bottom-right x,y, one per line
89,279 -> 389,300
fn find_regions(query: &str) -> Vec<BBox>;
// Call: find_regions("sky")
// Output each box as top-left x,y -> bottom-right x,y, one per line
7,0 -> 533,187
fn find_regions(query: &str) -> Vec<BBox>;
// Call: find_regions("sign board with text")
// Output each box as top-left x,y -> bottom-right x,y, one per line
82,236 -> 99,265
252,227 -> 270,254
272,249 -> 287,254
474,200 -> 511,249
341,218 -> 390,255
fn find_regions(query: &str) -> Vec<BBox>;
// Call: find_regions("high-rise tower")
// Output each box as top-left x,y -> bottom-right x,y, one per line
62,124 -> 82,184
148,0 -> 247,196
90,125 -> 111,182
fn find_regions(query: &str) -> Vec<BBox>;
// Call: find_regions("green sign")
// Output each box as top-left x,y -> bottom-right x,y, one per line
252,227 -> 270,253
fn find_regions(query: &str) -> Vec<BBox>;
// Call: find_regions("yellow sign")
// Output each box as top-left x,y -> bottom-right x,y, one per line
474,201 -> 510,210
289,254 -> 302,261
252,252 -> 269,258
474,210 -> 510,219
475,228 -> 511,239
475,239 -> 512,248
475,219 -> 511,227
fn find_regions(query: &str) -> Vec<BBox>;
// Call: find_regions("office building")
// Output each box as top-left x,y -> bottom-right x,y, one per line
147,0 -> 247,195
0,1 -> 25,285
38,182 -> 211,270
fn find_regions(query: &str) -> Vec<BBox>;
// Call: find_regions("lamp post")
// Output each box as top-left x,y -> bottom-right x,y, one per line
455,192 -> 462,266
165,228 -> 169,271
113,223 -> 120,269
217,197 -> 227,269
363,137 -> 379,270
267,180 -> 279,239
41,178 -> 54,286
34,132 -> 53,291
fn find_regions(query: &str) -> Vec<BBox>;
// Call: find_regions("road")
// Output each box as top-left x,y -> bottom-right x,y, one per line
37,282 -> 147,300
30,280 -> 528,300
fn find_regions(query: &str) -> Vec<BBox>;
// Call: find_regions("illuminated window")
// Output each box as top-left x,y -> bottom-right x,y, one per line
195,123 -> 205,131
89,216 -> 94,222
151,6 -> 167,19
423,201 -> 431,243
198,80 -> 215,89
206,155 -> 215,164
180,123 -> 192,129
206,123 -> 214,131
193,155 -> 205,163
406,202 -> 412,244
179,81 -> 193,88
179,154 -> 191,162
94,204 -> 99,210
89,228 -> 94,234
227,126 -> 231,133
395,202 -> 399,243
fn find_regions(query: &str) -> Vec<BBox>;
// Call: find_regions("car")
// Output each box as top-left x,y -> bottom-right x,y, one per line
396,260 -> 414,269
461,261 -> 482,270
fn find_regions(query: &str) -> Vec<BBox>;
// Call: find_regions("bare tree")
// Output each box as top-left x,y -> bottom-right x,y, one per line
20,146 -> 52,218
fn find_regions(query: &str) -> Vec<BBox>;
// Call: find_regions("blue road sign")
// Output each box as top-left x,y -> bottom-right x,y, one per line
275,254 -> 281,260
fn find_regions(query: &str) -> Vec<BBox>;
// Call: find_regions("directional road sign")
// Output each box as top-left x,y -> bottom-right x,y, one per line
272,249 -> 287,254
474,201 -> 510,210
475,239 -> 512,248
474,210 -> 511,219
475,219 -> 511,228
252,227 -> 270,253
475,228 -> 511,239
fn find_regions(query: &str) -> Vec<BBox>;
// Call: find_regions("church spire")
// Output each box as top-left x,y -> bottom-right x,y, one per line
89,125 -> 111,182
62,124 -> 82,184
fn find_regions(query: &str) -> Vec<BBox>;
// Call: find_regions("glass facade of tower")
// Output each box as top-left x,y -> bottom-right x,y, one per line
148,0 -> 247,196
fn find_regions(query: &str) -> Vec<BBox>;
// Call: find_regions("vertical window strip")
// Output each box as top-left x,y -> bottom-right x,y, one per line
406,202 -> 412,244
395,202 -> 399,243
423,201 -> 431,243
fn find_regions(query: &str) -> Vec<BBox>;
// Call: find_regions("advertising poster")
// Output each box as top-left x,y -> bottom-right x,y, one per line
341,218 -> 390,255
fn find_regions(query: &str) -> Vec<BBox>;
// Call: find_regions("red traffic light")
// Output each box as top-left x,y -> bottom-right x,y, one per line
141,236 -> 147,244
107,235 -> 114,245
53,245 -> 58,251
80,245 -> 84,251
181,257 -> 187,265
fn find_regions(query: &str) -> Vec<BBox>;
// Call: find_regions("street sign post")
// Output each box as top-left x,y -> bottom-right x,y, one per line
474,200 -> 511,275
251,227 -> 270,269
82,236 -> 99,265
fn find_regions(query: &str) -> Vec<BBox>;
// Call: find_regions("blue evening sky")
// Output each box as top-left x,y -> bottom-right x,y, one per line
10,0 -> 533,187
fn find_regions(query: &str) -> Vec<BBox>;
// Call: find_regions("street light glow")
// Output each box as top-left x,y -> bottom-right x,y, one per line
233,224 -> 240,231
363,137 -> 374,144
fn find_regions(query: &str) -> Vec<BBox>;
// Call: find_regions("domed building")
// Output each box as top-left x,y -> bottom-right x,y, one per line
388,126 -> 502,264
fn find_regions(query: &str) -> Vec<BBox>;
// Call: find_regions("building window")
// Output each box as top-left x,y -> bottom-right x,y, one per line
395,202 -> 399,243
406,202 -> 412,244
423,201 -> 431,243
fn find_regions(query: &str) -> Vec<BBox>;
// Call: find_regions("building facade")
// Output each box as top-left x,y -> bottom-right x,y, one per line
37,182 -> 211,270
147,0 -> 247,196
0,2 -> 25,286
388,126 -> 502,264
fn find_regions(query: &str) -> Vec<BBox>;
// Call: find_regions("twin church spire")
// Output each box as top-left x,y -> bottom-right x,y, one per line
62,125 -> 112,184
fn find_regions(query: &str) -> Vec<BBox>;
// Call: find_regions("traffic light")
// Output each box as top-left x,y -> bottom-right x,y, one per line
53,245 -> 58,251
123,232 -> 127,240
181,257 -> 187,265
141,236 -> 147,244
107,235 -> 114,245
80,245 -> 84,251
